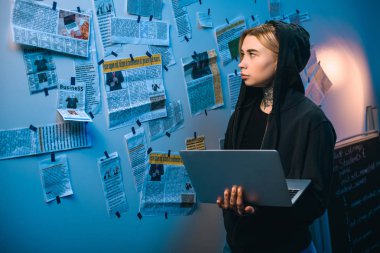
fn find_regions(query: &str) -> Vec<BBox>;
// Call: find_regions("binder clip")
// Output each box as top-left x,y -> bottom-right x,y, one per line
132,127 -> 136,135
147,147 -> 152,155
71,77 -> 75,85
167,150 -> 171,157
137,212 -> 143,220
163,65 -> 168,71
146,51 -> 152,58
29,125 -> 37,132
137,15 -> 141,23
104,151 -> 110,159
208,8 -> 210,15
184,36 -> 189,42
149,15 -> 153,21
44,88 -> 49,96
165,211 -> 168,219
116,211 -> 121,218
52,2 -> 57,11
204,109 -> 208,116
89,112 -> 94,119
111,51 -> 118,57
77,7 -> 81,13
194,131 -> 197,139
165,132 -> 171,138
130,54 -> 135,61
56,196 -> 61,204
225,18 -> 229,24
51,153 -> 56,162
98,59 -> 104,65
136,119 -> 142,127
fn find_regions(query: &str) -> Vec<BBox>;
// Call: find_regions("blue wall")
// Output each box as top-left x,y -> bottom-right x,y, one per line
0,0 -> 379,252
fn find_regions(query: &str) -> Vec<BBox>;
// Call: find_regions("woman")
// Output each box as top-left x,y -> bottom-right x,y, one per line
217,21 -> 336,253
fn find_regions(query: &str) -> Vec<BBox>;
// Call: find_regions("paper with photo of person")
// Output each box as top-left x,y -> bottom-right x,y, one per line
214,16 -> 247,66
22,47 -> 58,94
102,54 -> 167,129
57,80 -> 93,122
12,0 -> 91,57
97,152 -> 129,217
181,49 -> 223,116
139,152 -> 196,216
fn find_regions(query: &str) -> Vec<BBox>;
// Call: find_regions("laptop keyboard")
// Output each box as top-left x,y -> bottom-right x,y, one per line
288,189 -> 300,199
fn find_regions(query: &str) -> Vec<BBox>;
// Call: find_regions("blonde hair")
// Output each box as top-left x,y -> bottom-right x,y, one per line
239,23 -> 279,60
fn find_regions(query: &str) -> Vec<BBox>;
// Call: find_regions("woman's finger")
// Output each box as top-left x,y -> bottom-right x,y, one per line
244,206 -> 255,214
236,186 -> 244,214
229,185 -> 237,208
216,196 -> 223,208
223,188 -> 230,209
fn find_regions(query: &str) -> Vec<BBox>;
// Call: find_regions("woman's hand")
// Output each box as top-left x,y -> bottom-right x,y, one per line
216,185 -> 255,215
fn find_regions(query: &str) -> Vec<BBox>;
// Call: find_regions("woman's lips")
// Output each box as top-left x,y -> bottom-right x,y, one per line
241,74 -> 249,80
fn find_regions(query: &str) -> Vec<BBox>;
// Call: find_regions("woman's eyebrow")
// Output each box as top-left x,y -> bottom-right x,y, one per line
241,49 -> 259,53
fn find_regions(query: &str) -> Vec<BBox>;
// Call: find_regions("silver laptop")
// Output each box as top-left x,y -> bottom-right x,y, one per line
179,150 -> 311,207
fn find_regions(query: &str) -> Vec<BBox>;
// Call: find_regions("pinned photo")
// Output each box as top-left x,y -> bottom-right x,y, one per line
58,10 -> 90,40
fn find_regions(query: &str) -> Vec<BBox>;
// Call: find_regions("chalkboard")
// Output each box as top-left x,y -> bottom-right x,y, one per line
328,133 -> 380,253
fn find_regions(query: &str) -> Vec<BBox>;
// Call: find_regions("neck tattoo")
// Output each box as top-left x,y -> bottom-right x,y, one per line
262,85 -> 274,110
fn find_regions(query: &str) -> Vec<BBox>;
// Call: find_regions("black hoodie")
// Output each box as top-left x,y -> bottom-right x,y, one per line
223,21 -> 337,252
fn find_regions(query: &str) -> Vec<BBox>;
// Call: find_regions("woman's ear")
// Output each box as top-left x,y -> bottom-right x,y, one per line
274,58 -> 278,72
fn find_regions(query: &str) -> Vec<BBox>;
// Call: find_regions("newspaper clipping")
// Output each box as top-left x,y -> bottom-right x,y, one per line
75,17 -> 101,115
214,16 -> 246,66
181,49 -> 223,116
22,47 -> 58,94
102,54 -> 167,129
196,11 -> 213,28
170,0 -> 192,40
39,154 -> 73,203
305,64 -> 333,105
186,135 -> 206,150
110,17 -> 169,46
124,127 -> 148,193
140,152 -> 196,216
148,100 -> 184,141
97,152 -> 129,217
272,11 -> 311,25
12,0 -> 90,57
228,71 -> 241,113
93,0 -> 116,48
57,80 -> 93,122
127,0 -> 163,20
148,45 -> 176,68
0,122 -> 91,160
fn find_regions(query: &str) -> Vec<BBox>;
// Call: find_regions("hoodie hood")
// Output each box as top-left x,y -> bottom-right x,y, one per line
235,20 -> 311,110
233,20 -> 311,149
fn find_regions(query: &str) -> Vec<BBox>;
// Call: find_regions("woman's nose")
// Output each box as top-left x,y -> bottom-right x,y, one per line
238,60 -> 245,69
